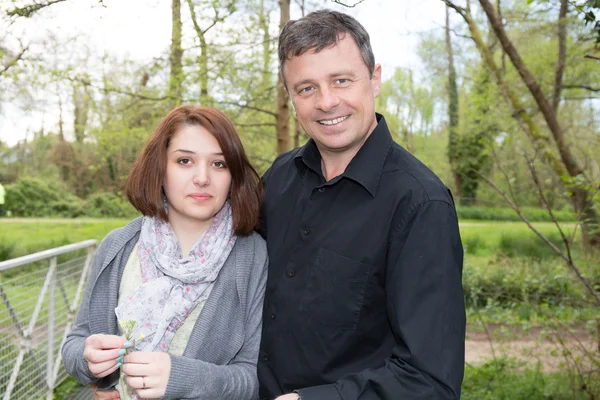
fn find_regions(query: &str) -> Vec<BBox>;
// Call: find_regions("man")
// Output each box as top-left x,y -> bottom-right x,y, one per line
258,9 -> 466,400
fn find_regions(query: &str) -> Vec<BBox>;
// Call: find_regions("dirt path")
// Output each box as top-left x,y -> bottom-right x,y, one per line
465,326 -> 597,372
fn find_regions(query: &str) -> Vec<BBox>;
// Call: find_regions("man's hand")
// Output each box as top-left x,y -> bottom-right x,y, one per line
84,334 -> 129,378
90,384 -> 120,400
122,351 -> 171,399
275,394 -> 300,400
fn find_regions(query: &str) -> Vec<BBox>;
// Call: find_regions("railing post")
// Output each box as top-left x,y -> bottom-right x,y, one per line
46,256 -> 56,400
0,240 -> 96,400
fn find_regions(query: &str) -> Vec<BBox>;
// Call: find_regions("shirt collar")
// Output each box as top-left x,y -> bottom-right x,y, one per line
294,114 -> 392,197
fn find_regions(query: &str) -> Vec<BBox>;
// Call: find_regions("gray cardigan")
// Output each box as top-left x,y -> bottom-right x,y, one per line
61,218 -> 268,400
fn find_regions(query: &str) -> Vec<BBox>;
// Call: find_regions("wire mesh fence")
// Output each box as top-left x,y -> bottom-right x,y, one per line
0,241 -> 96,400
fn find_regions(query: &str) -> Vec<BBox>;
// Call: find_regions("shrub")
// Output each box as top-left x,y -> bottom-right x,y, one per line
80,193 -> 139,218
463,235 -> 486,255
4,178 -> 138,219
462,259 -> 583,308
4,177 -> 82,217
498,231 -> 564,260
462,357 -> 594,399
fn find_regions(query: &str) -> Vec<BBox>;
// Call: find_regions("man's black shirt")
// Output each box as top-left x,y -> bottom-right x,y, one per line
258,115 -> 466,399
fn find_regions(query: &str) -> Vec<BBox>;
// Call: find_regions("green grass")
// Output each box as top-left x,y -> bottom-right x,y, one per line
459,220 -> 580,258
0,218 -> 129,261
0,218 -> 579,258
461,357 -> 599,399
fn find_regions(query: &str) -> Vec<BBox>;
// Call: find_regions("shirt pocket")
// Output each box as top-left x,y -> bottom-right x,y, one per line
299,247 -> 373,330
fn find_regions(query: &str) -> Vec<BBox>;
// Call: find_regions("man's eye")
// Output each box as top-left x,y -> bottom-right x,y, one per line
299,86 -> 313,94
336,79 -> 349,85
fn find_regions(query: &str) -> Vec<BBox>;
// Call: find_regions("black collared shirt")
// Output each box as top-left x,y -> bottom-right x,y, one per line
258,115 -> 466,400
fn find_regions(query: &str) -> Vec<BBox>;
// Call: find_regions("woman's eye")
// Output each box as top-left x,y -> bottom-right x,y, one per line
212,161 -> 227,169
178,158 -> 192,165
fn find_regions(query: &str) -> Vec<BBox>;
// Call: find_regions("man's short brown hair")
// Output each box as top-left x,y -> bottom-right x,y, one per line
126,105 -> 262,236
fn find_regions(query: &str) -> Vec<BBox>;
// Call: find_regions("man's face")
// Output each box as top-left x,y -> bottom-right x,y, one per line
283,35 -> 381,157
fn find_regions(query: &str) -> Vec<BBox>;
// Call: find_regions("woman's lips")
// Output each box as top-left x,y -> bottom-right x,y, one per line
189,194 -> 212,202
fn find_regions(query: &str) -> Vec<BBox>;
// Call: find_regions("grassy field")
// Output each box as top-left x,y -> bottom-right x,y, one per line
0,218 -> 129,258
0,217 -> 579,256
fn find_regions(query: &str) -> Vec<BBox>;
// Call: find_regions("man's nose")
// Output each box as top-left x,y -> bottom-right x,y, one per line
315,87 -> 340,112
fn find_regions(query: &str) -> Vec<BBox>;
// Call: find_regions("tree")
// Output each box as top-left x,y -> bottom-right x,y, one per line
444,0 -> 600,248
446,5 -> 462,198
170,0 -> 183,106
186,0 -> 237,106
276,0 -> 290,154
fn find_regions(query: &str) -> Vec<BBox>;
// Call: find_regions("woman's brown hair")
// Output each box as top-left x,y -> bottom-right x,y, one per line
126,105 -> 263,236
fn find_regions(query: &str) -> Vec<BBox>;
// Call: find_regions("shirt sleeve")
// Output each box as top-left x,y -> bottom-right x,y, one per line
296,200 -> 466,400
257,166 -> 272,240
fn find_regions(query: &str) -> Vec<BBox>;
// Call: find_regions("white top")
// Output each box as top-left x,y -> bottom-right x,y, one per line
115,243 -> 207,399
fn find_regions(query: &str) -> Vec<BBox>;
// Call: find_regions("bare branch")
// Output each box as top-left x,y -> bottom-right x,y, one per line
1,45 -> 29,75
67,75 -> 171,101
7,0 -> 68,17
331,0 -> 367,7
441,0 -> 467,17
584,54 -> 600,60
563,96 -> 600,100
562,84 -> 600,92
235,122 -> 277,127
523,153 -> 574,262
216,101 -> 277,117
474,169 -> 600,306
445,25 -> 475,41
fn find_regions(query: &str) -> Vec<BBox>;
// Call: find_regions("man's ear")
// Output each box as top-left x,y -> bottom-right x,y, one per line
371,64 -> 382,98
290,99 -> 297,117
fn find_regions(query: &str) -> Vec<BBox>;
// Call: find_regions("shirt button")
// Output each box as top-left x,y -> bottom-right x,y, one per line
271,312 -> 276,319
263,354 -> 269,362
288,269 -> 295,277
303,228 -> 311,235
319,187 -> 325,193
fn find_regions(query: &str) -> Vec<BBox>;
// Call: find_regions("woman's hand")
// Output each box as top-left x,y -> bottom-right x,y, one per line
83,334 -> 130,378
90,384 -> 121,400
122,352 -> 171,399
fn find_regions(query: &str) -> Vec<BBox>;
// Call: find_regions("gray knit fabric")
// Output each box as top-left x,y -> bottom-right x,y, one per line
61,217 -> 268,400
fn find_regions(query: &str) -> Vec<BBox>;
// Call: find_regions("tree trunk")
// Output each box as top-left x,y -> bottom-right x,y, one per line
445,6 -> 463,199
169,0 -> 183,106
276,0 -> 291,154
259,0 -> 271,91
199,34 -> 209,105
73,85 -> 89,143
292,0 -> 305,149
553,0 -> 568,112
478,0 -> 599,248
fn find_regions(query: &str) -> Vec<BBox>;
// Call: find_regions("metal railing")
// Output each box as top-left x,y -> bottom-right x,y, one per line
0,240 -> 96,400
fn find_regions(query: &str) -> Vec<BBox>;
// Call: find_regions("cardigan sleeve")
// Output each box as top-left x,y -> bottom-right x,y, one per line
61,229 -> 120,385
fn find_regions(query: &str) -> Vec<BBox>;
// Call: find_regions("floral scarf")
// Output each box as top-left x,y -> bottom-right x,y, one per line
114,201 -> 236,354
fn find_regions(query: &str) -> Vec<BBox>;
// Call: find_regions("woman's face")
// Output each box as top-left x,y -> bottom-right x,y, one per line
163,124 -> 232,228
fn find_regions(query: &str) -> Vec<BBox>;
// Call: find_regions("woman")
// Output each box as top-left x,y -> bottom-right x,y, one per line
62,105 -> 266,400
